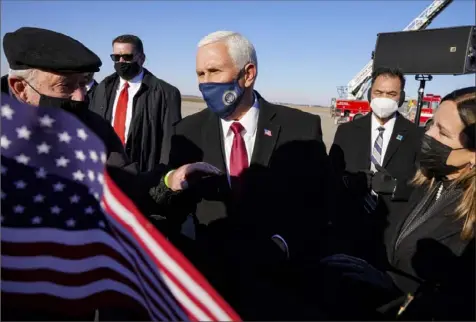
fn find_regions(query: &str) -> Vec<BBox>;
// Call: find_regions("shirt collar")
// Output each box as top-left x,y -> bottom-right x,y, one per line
119,69 -> 144,87
371,112 -> 397,132
85,80 -> 95,92
221,91 -> 260,137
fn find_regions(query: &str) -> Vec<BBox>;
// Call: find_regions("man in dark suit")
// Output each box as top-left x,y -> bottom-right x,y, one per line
1,74 -> 10,95
89,34 -> 182,171
159,31 -> 331,320
83,72 -> 98,104
329,67 -> 423,267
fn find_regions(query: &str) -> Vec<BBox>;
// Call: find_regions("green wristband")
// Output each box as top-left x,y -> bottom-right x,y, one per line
164,170 -> 175,189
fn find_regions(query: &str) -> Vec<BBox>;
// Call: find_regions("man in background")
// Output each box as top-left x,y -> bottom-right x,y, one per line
84,71 -> 98,104
89,34 -> 182,171
2,26 -> 226,321
329,67 -> 423,267
1,74 -> 12,95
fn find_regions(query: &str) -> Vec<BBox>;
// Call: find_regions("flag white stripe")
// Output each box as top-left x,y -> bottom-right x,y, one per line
162,273 -> 211,321
104,183 -> 233,321
106,222 -> 186,321
106,218 -> 189,321
103,190 -> 211,322
2,254 -> 139,277
1,227 -> 120,247
2,279 -> 148,309
1,227 -> 182,321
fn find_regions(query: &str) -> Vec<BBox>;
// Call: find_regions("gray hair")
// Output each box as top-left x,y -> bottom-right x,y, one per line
198,31 -> 258,73
8,68 -> 37,84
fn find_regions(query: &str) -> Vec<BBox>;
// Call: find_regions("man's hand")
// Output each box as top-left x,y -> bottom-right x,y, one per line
320,254 -> 395,290
167,162 -> 222,191
371,164 -> 397,194
343,170 -> 373,192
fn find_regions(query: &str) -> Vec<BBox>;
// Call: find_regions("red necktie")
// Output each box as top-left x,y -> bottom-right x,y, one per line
113,82 -> 130,144
229,122 -> 248,191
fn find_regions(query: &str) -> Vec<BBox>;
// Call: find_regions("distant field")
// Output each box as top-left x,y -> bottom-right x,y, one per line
182,95 -> 205,103
181,98 -> 337,151
181,95 -> 329,113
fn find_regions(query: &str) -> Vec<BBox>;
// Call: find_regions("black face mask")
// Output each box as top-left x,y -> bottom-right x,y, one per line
114,62 -> 141,80
419,134 -> 463,179
25,81 -> 88,115
38,95 -> 88,114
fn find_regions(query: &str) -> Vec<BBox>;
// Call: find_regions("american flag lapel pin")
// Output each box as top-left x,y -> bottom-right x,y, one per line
264,129 -> 272,137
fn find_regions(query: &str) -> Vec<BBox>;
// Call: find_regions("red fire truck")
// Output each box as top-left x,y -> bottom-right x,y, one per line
405,94 -> 442,128
333,99 -> 371,124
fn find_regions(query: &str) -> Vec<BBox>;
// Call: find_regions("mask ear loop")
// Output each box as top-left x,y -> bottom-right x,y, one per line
23,80 -> 42,96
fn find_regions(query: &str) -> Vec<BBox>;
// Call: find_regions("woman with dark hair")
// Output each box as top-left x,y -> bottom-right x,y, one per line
320,86 -> 475,321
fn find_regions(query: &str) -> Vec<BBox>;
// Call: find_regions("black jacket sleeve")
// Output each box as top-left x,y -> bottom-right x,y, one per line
329,125 -> 371,196
397,239 -> 475,321
159,87 -> 182,164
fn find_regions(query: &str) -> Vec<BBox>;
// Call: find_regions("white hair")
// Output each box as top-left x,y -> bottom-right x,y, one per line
8,68 -> 36,83
198,31 -> 258,73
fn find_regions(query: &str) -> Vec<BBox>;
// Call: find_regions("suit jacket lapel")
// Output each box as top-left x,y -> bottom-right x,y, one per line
202,112 -> 227,173
250,96 -> 280,167
383,114 -> 409,167
354,113 -> 372,170
104,77 -> 119,122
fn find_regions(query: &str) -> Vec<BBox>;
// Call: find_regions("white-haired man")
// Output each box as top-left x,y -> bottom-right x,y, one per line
159,31 -> 332,320
1,26 -> 225,321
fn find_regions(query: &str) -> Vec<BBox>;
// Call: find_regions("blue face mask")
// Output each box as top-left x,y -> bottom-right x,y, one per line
199,71 -> 245,119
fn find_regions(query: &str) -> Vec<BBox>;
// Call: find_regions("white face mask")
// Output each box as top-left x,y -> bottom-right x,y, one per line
370,97 -> 398,119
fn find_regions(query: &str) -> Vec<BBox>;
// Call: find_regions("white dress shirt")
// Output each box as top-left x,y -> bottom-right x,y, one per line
370,112 -> 396,171
220,93 -> 260,177
85,80 -> 95,92
219,93 -> 289,254
111,70 -> 144,142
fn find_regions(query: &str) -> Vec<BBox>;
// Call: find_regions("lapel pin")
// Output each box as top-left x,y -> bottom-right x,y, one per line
396,134 -> 403,141
264,129 -> 272,137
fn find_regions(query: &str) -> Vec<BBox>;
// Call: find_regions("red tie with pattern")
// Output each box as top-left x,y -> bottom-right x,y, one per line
229,122 -> 248,192
113,82 -> 130,144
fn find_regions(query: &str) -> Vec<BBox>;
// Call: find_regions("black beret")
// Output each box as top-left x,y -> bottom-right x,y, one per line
3,27 -> 102,73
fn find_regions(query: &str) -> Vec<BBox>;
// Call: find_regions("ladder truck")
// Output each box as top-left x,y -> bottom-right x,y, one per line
333,0 -> 453,124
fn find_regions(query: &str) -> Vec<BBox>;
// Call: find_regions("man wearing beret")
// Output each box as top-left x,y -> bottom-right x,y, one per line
89,34 -> 182,171
2,26 -> 221,197
1,26 -> 223,321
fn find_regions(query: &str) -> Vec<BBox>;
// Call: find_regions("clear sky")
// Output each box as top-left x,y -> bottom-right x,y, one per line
1,0 -> 475,105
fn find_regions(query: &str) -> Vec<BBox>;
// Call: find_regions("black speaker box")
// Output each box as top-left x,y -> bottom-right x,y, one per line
373,25 -> 476,75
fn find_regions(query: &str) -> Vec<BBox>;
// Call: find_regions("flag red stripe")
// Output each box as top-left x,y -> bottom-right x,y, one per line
108,220 -> 188,310
107,224 -> 187,320
2,291 -> 149,319
1,267 -> 176,321
2,233 -> 182,318
102,198 -> 199,321
104,172 -> 241,321
103,187 -> 215,320
2,235 -> 186,320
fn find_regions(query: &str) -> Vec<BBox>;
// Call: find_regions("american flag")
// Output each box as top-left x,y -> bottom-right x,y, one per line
0,94 -> 240,321
264,129 -> 272,137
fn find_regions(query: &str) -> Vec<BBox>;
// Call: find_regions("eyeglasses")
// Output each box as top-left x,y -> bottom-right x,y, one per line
110,54 -> 134,62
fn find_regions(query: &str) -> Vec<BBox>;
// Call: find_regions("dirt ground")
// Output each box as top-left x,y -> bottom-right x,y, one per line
181,100 -> 337,151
